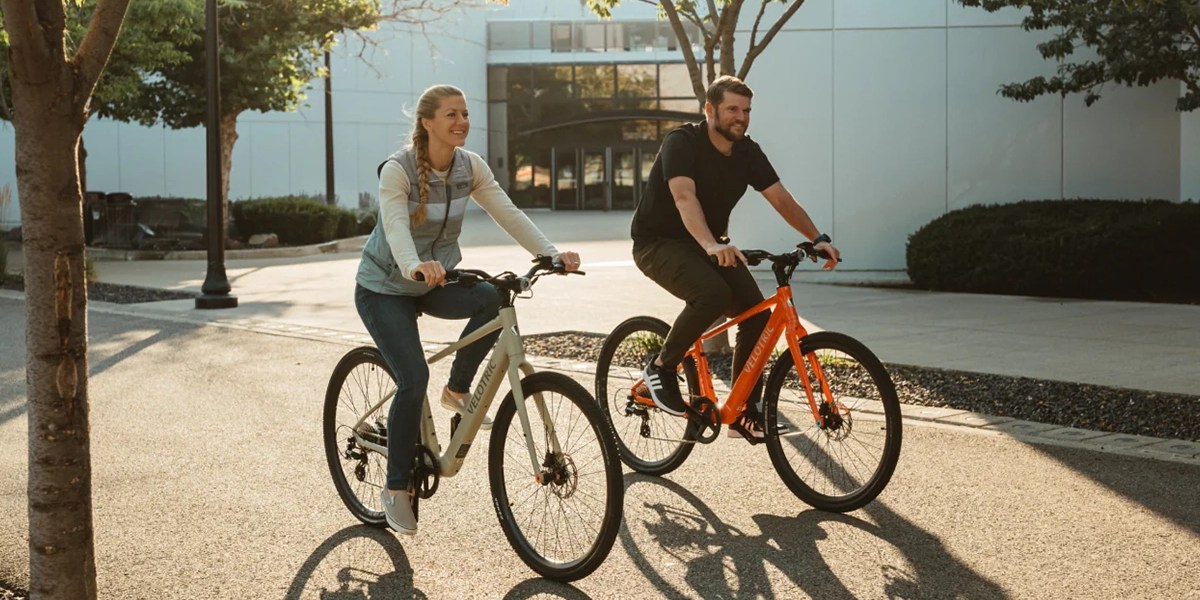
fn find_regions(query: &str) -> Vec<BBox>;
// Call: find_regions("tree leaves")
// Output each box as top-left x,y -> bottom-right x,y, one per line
959,0 -> 1200,111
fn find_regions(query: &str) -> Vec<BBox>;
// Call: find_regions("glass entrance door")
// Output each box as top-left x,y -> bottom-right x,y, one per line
552,147 -> 578,210
581,150 -> 608,210
612,148 -> 636,209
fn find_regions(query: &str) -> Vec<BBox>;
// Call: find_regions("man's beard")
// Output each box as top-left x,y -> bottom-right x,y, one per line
714,117 -> 747,142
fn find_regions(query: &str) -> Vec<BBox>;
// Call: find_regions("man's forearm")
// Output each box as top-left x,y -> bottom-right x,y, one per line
777,196 -> 822,241
675,194 -> 719,248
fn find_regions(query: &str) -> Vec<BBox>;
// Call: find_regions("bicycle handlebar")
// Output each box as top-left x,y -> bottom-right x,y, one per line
412,256 -> 584,294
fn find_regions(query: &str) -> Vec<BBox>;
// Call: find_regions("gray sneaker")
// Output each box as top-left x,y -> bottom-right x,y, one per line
441,387 -> 492,430
380,489 -> 417,535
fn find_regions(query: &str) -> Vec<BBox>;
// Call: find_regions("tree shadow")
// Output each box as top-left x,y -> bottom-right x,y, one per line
285,525 -> 425,600
621,473 -> 1006,599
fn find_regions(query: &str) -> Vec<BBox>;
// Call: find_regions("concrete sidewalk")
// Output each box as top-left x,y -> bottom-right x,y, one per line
4,209 -> 1199,395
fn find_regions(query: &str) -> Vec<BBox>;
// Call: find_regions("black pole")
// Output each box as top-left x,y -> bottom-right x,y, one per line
324,47 -> 335,206
196,0 -> 237,309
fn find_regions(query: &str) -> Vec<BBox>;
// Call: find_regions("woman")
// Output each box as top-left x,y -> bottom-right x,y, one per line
355,84 -> 581,535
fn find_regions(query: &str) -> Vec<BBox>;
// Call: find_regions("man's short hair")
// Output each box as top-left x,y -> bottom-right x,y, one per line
705,75 -> 754,107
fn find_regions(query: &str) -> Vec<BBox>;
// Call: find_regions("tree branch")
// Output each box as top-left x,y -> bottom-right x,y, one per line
0,0 -> 57,85
73,0 -> 133,111
661,0 -> 706,105
719,0 -> 743,76
748,0 -> 769,51
738,0 -> 805,81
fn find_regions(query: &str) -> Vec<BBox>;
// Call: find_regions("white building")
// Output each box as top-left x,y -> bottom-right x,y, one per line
2,0 -> 1196,270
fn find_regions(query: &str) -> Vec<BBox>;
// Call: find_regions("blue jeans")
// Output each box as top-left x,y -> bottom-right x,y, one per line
355,282 -> 502,490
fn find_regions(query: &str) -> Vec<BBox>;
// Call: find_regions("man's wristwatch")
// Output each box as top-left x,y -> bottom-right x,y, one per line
812,233 -> 832,245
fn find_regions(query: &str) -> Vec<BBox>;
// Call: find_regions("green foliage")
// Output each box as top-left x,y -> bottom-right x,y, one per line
84,256 -> 99,284
958,0 -> 1200,111
229,195 -> 365,246
139,0 -> 379,129
906,200 -> 1200,302
0,1 -> 200,122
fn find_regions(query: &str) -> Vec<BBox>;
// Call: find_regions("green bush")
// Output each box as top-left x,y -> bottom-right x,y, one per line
0,239 -> 7,283
906,199 -> 1200,303
230,195 -> 362,246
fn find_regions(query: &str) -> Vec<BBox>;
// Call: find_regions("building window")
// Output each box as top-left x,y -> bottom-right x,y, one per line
488,22 -> 530,50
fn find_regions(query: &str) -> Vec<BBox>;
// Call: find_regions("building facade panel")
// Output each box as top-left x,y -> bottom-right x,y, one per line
947,27 -> 1062,210
834,0 -> 946,30
1063,82 -> 1180,201
833,28 -> 947,270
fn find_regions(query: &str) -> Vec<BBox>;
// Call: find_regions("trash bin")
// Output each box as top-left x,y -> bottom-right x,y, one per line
84,191 -> 106,246
105,192 -> 136,248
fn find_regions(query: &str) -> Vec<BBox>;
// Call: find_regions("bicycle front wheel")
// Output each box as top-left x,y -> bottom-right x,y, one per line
489,371 -> 624,582
763,331 -> 902,513
323,346 -> 394,527
595,316 -> 696,476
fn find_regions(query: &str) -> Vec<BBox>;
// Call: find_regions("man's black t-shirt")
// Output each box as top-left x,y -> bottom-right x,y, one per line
631,120 -> 779,245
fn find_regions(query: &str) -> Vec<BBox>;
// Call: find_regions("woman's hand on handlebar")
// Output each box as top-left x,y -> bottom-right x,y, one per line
411,261 -> 446,287
555,251 -> 582,272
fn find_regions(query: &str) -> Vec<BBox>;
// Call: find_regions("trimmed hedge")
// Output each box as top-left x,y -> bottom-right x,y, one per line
230,196 -> 375,246
906,199 -> 1200,303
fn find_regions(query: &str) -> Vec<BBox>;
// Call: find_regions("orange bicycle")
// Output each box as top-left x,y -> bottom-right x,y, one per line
595,242 -> 902,512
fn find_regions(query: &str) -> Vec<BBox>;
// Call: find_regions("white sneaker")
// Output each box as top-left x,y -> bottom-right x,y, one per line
380,489 -> 417,536
440,387 -> 492,430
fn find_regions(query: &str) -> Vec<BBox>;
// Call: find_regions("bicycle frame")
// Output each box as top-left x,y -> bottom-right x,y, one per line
648,283 -> 837,427
350,304 -> 559,479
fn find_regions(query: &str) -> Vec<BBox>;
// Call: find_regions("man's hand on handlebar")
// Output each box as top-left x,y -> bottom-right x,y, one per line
411,260 -> 446,287
706,243 -> 748,268
814,241 -> 840,270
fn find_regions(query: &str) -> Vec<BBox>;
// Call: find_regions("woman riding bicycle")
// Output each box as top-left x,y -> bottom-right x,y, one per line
354,84 -> 581,535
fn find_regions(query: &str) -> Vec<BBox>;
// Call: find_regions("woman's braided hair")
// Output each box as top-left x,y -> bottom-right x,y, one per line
409,84 -> 465,227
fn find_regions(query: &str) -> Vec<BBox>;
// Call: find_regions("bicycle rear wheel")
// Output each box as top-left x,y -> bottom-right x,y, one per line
763,331 -> 902,512
489,372 -> 624,581
323,346 -> 394,527
595,316 -> 697,476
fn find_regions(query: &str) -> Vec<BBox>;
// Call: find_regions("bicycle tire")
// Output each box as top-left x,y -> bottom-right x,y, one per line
488,371 -> 624,581
763,331 -> 902,512
323,346 -> 394,527
595,316 -> 698,476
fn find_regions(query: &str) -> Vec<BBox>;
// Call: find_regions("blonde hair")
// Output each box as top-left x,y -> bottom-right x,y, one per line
409,84 -> 465,227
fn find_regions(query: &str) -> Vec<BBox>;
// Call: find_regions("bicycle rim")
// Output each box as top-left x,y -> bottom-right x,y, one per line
764,332 -> 902,512
489,372 -> 623,581
595,316 -> 695,475
323,346 -> 394,527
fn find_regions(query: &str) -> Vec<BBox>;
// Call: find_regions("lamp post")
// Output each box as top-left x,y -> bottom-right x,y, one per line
196,0 -> 237,309
325,46 -> 335,206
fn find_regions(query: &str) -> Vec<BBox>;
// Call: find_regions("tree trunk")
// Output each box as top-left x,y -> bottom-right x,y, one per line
219,111 -> 241,237
11,58 -> 97,600
3,1 -> 131,597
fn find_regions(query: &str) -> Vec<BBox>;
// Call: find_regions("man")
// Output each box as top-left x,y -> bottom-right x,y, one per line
632,75 -> 840,438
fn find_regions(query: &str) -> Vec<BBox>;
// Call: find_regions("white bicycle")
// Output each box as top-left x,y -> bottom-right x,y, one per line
322,257 -> 624,581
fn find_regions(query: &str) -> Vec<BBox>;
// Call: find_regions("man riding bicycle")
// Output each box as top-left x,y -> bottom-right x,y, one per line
632,75 -> 840,439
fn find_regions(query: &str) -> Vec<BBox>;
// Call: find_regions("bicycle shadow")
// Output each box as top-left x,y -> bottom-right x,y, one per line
284,525 -> 426,600
621,474 -> 1006,599
501,578 -> 594,600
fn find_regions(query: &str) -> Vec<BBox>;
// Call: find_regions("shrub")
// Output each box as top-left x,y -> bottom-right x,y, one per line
0,239 -> 7,283
906,199 -> 1200,303
230,195 -> 361,246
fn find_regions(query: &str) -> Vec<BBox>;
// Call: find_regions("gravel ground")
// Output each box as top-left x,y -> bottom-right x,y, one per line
523,331 -> 1200,442
0,276 -> 193,304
